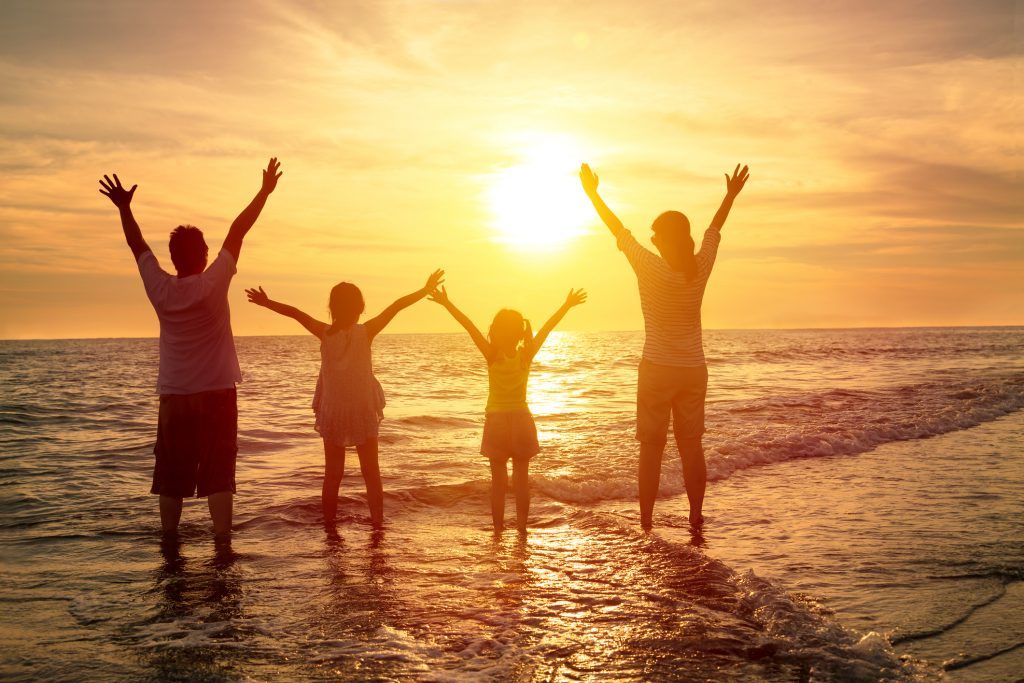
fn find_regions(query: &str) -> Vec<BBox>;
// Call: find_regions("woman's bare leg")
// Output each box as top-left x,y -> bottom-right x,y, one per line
638,442 -> 665,529
322,440 -> 346,524
488,458 -> 508,531
676,434 -> 705,525
356,438 -> 384,528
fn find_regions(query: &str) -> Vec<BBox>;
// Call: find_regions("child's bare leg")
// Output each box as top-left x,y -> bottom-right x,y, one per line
207,491 -> 233,538
322,440 -> 346,524
511,458 -> 530,531
356,438 -> 384,529
159,495 -> 183,535
488,458 -> 508,531
638,442 -> 664,529
675,434 -> 706,525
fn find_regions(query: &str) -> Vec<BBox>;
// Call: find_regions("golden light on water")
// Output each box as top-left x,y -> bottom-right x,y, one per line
486,132 -> 593,250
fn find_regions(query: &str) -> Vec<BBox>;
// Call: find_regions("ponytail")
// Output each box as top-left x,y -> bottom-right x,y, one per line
682,250 -> 697,282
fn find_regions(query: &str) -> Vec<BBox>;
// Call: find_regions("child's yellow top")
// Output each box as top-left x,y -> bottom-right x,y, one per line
486,348 -> 530,413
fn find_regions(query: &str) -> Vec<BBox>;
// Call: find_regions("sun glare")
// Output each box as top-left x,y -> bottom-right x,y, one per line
486,132 -> 593,249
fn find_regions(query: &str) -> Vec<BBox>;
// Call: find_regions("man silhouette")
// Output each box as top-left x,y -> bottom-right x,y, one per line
100,158 -> 282,538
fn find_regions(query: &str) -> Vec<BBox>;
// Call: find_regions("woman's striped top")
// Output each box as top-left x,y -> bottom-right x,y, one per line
617,227 -> 721,367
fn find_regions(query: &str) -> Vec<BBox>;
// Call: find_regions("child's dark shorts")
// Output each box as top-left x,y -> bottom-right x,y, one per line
480,409 -> 540,462
151,387 -> 237,498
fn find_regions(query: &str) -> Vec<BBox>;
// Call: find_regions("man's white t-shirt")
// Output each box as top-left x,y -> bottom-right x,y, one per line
137,249 -> 242,395
618,228 -> 721,368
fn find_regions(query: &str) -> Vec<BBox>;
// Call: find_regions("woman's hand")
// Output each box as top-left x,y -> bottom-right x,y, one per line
579,163 -> 599,195
261,158 -> 282,195
724,164 -> 750,198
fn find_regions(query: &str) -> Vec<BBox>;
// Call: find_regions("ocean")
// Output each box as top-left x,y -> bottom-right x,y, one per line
1,327 -> 1022,681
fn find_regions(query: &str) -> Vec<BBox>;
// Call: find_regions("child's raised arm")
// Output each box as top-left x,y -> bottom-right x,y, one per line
246,286 -> 327,337
428,286 -> 493,362
364,269 -> 445,341
527,288 -> 587,359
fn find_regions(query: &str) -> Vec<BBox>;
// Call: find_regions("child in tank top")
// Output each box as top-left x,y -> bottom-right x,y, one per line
429,285 -> 586,531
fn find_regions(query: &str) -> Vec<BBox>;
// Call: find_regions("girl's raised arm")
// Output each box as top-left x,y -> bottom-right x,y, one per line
364,269 -> 445,341
246,286 -> 328,337
428,286 -> 493,362
527,288 -> 587,359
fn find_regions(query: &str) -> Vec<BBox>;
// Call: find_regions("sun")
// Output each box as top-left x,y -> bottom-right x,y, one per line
486,132 -> 593,249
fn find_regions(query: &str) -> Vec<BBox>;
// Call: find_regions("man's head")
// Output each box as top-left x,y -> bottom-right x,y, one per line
169,225 -> 209,277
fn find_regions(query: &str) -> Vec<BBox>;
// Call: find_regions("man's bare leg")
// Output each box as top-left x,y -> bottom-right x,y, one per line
638,442 -> 665,530
208,491 -> 233,538
159,495 -> 183,535
676,434 -> 706,526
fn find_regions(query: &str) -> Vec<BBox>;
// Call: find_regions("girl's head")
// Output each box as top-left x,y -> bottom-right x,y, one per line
651,210 -> 697,281
488,309 -> 529,350
328,282 -> 365,328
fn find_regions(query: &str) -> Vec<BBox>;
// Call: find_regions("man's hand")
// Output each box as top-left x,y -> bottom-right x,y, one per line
261,157 -> 282,195
423,269 -> 446,293
99,174 -> 137,209
245,286 -> 270,306
564,288 -> 588,308
725,164 -> 750,198
579,163 -> 599,196
427,285 -> 451,307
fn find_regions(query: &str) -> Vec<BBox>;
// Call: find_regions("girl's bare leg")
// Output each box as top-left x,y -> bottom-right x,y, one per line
488,458 -> 508,531
356,438 -> 384,528
511,458 -> 530,531
323,440 -> 346,524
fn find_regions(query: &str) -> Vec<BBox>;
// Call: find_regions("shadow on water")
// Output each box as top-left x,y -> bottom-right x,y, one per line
136,535 -> 246,683
301,528 -> 405,680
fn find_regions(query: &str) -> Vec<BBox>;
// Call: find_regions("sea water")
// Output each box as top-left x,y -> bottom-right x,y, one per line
1,327 -> 1021,681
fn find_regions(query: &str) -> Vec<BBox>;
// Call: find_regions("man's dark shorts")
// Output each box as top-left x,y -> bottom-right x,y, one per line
152,388 -> 237,498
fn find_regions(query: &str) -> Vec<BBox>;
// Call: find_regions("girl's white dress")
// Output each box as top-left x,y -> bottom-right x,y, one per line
312,324 -> 385,447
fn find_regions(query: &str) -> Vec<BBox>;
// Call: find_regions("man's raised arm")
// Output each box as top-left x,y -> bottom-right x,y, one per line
709,164 -> 750,232
579,163 -> 626,240
99,174 -> 150,259
222,157 -> 282,264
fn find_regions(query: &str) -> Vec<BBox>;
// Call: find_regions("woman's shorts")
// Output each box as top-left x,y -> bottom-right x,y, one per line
152,388 -> 237,498
636,360 -> 708,445
480,409 -> 539,462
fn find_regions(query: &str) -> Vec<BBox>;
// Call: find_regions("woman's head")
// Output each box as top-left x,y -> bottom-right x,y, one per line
651,210 -> 697,281
328,282 -> 364,328
488,309 -> 527,349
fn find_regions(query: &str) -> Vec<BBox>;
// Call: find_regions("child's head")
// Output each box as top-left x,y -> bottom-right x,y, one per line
488,309 -> 527,350
328,282 -> 365,328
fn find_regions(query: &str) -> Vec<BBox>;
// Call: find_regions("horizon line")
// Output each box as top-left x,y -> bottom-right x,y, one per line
2,323 -> 1022,343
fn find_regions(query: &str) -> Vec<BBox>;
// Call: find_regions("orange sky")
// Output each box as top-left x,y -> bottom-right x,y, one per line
0,1 -> 1020,339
